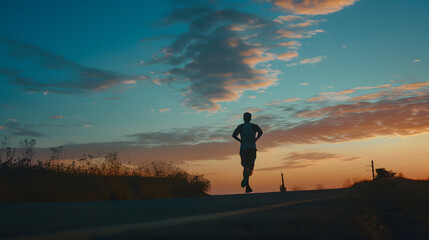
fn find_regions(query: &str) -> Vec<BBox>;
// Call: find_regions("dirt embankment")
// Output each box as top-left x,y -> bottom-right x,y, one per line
350,178 -> 429,239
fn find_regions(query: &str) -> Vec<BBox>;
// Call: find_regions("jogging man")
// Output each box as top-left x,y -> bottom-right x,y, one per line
232,112 -> 263,193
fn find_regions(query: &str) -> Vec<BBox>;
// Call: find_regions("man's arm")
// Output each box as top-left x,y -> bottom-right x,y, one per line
254,124 -> 263,142
232,125 -> 242,143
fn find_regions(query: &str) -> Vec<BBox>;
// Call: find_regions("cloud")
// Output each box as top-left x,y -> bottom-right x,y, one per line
50,115 -> 67,119
271,0 -> 358,15
276,29 -> 304,39
284,97 -> 301,102
350,82 -> 429,101
413,59 -> 421,62
159,108 -> 171,113
287,55 -> 327,67
391,81 -> 429,91
275,15 -> 303,23
289,20 -> 319,28
29,94 -> 427,163
245,107 -> 263,113
3,122 -> 47,137
299,83 -> 309,85
0,38 -> 145,95
277,51 -> 299,61
306,89 -> 354,102
0,126 -> 4,130
300,55 -> 326,64
53,141 -> 237,164
353,84 -> 391,90
256,151 -> 360,171
277,41 -> 302,49
124,125 -> 233,151
261,95 -> 429,147
150,8 -> 281,112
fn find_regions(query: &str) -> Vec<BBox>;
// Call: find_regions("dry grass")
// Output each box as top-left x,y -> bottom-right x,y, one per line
0,152 -> 210,202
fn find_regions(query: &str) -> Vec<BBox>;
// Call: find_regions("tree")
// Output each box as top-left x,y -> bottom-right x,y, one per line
375,168 -> 396,179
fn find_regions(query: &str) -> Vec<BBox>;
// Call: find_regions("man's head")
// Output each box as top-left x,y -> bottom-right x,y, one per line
243,112 -> 252,123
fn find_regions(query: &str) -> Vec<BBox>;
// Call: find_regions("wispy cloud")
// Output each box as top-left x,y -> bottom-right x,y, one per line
50,115 -> 67,119
0,38 -> 146,95
300,55 -> 327,64
257,151 -> 360,171
159,108 -> 170,113
3,122 -> 47,137
284,97 -> 301,102
353,84 -> 391,90
271,0 -> 358,15
261,95 -> 429,147
350,82 -> 429,101
307,89 -> 354,102
277,51 -> 299,61
274,15 -> 303,23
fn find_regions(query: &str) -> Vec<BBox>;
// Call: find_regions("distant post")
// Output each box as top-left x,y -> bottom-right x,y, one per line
280,172 -> 287,192
371,160 -> 375,180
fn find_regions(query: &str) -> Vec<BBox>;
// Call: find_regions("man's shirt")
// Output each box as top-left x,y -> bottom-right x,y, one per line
233,123 -> 263,150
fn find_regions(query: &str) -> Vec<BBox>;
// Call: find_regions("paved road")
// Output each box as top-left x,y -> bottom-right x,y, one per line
1,188 -> 354,240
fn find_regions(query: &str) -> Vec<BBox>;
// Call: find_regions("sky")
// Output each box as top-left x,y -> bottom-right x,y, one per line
0,0 -> 428,194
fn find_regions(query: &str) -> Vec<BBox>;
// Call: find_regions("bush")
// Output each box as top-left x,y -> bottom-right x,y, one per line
375,168 -> 396,179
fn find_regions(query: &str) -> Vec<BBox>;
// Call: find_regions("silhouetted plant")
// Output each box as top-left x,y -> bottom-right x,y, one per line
342,178 -> 353,188
49,146 -> 63,161
0,135 -> 15,165
375,168 -> 396,179
292,185 -> 305,191
315,184 -> 324,190
19,138 -> 36,166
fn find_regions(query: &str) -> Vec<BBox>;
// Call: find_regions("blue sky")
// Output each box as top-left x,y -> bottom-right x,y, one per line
1,0 -> 428,193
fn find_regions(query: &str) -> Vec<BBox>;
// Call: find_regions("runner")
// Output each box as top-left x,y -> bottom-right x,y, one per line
232,112 -> 263,193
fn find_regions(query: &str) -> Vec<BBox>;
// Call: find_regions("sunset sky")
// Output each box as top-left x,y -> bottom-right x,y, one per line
1,0 -> 428,194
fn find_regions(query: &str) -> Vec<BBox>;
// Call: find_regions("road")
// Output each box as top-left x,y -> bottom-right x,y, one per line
1,188 -> 361,240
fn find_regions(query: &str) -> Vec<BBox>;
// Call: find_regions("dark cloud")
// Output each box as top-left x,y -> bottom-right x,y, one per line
150,8 -> 282,112
3,122 -> 47,138
127,126 -> 231,147
0,38 -> 146,94
257,151 -> 356,171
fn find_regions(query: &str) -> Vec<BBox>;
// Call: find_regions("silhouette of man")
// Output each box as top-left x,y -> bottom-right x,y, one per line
232,112 -> 263,193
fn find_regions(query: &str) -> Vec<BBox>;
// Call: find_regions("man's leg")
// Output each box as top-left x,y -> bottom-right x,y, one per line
245,150 -> 256,193
240,150 -> 251,188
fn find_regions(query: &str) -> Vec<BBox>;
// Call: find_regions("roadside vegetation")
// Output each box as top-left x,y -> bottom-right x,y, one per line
0,137 -> 210,202
347,169 -> 429,239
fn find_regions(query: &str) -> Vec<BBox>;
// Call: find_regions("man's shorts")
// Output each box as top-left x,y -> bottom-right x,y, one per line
240,149 -> 257,168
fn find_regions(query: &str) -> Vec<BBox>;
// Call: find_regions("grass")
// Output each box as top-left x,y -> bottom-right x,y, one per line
0,152 -> 211,202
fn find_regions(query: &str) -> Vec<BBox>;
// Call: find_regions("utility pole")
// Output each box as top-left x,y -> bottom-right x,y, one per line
371,160 -> 375,180
280,172 -> 287,192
